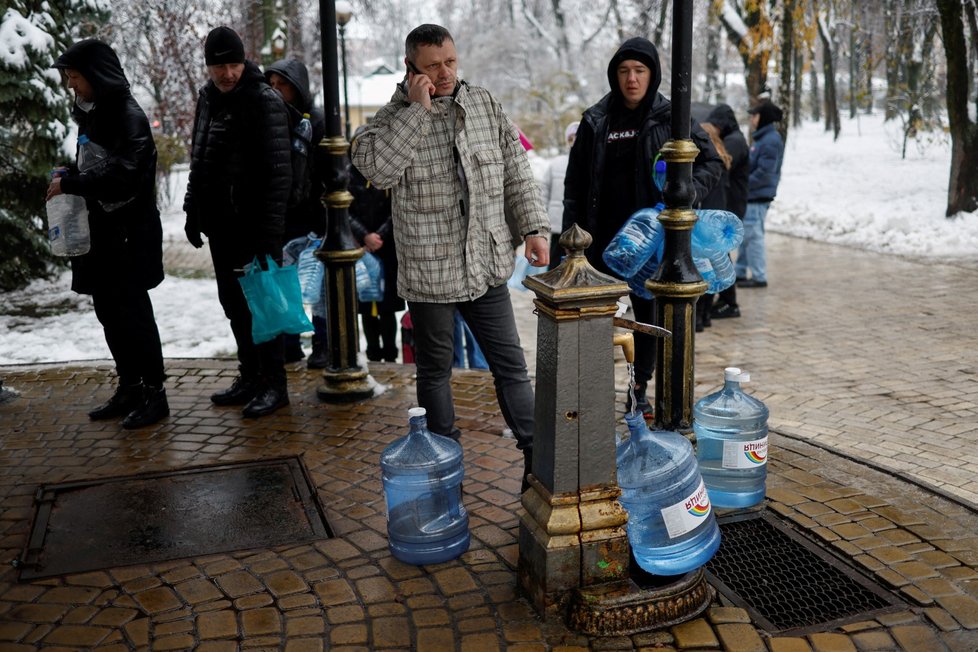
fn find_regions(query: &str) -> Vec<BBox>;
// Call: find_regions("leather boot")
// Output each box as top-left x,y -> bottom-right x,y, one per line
210,375 -> 261,406
307,340 -> 328,369
242,385 -> 290,418
122,385 -> 170,429
89,383 -> 143,420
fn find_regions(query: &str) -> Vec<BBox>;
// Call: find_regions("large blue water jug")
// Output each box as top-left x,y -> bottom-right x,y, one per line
603,204 -> 665,279
381,407 -> 470,564
616,412 -> 721,576
694,367 -> 769,508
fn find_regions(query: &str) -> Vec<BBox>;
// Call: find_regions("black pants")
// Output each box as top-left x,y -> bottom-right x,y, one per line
630,293 -> 656,386
361,309 -> 398,361
92,285 -> 165,387
209,238 -> 286,390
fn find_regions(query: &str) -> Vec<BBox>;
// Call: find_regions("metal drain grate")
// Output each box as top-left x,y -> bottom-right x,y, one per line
705,512 -> 902,633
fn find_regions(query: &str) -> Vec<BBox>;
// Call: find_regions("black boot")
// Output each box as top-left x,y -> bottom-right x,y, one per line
210,375 -> 261,406
283,335 -> 306,363
89,383 -> 143,420
242,385 -> 290,418
521,449 -> 533,494
307,340 -> 328,369
122,385 -> 170,429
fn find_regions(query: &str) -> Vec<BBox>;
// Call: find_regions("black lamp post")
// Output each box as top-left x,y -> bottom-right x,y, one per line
645,0 -> 704,432
336,1 -> 353,141
315,0 -> 372,402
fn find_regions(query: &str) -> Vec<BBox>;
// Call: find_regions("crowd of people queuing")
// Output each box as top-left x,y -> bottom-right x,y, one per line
46,23 -> 784,490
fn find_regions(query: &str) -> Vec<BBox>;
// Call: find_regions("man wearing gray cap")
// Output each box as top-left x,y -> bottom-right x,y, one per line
183,26 -> 293,417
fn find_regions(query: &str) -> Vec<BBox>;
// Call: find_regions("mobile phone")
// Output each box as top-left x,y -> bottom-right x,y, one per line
406,60 -> 421,75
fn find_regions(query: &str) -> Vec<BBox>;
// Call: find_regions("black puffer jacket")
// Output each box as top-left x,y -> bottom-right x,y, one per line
562,37 -> 722,272
707,104 -> 749,218
264,58 -> 328,240
183,61 -> 291,253
55,40 -> 163,295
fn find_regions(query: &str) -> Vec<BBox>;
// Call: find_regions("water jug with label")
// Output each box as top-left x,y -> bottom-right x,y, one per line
616,412 -> 721,575
46,167 -> 90,256
694,367 -> 769,508
381,407 -> 470,564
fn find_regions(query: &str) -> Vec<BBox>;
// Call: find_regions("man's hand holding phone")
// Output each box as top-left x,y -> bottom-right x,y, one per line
406,60 -> 435,110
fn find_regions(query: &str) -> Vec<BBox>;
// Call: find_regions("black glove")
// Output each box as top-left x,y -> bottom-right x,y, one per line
185,219 -> 203,249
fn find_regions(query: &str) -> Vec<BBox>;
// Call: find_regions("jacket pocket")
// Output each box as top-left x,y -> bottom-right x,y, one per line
404,160 -> 454,215
472,148 -> 504,198
402,243 -> 460,298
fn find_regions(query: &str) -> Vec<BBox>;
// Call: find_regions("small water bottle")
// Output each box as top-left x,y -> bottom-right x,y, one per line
616,412 -> 721,576
381,408 -> 470,565
603,203 -> 665,278
694,367 -> 769,509
46,168 -> 90,257
292,113 -> 313,155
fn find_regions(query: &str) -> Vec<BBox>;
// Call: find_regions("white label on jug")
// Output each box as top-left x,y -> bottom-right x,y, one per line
722,437 -> 768,469
660,479 -> 712,539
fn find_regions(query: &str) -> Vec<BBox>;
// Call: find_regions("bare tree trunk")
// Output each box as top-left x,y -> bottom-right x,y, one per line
883,0 -> 901,120
936,0 -> 978,215
848,8 -> 858,119
703,7 -> 722,103
816,8 -> 841,139
779,0 -> 795,145
651,0 -> 670,46
792,48 -> 804,126
809,44 -> 821,122
716,0 -> 773,100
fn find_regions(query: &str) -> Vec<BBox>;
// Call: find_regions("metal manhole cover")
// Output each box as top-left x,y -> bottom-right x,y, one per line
18,456 -> 332,580
705,512 -> 902,634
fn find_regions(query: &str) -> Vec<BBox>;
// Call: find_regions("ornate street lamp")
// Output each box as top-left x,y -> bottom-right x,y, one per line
315,0 -> 372,402
335,1 -> 353,141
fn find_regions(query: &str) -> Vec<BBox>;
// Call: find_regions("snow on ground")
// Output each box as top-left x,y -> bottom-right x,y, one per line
2,112 -> 977,365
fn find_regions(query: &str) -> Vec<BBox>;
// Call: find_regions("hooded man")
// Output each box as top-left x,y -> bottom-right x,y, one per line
562,36 -> 723,416
183,26 -> 293,418
46,39 -> 168,429
264,58 -> 329,368
736,100 -> 785,288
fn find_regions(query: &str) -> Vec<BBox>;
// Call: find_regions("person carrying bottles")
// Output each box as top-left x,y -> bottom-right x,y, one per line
736,99 -> 785,289
264,57 -> 330,369
562,36 -> 722,417
183,26 -> 293,418
348,144 -> 405,363
352,24 -> 550,492
707,103 -> 750,318
46,39 -> 168,429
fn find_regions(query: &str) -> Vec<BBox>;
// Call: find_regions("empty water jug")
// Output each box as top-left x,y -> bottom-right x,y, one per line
694,367 -> 769,508
381,407 -> 470,565
616,412 -> 721,576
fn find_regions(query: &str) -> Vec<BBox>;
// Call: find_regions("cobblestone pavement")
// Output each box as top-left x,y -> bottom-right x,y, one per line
0,232 -> 977,650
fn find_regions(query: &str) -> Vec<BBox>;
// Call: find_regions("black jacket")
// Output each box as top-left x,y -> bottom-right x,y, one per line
348,165 -> 404,314
264,58 -> 328,241
183,61 -> 292,254
707,104 -> 749,218
562,37 -> 722,274
55,40 -> 163,295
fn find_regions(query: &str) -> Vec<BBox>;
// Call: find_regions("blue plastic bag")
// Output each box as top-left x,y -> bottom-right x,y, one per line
355,252 -> 384,303
238,255 -> 313,344
507,252 -> 546,291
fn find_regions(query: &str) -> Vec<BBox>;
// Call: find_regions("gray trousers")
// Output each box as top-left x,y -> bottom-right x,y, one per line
408,284 -> 534,451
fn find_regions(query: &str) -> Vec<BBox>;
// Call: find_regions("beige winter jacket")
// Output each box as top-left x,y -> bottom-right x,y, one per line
352,81 -> 548,303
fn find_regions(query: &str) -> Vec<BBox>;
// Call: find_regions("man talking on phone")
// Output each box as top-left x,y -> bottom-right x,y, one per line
352,23 -> 549,492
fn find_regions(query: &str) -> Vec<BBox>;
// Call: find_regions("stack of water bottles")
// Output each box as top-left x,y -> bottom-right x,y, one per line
694,367 -> 769,508
616,411 -> 722,575
602,158 -> 743,296
380,408 -> 470,565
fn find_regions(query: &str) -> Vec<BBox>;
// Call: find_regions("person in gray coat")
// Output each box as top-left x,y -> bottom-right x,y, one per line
352,24 -> 550,491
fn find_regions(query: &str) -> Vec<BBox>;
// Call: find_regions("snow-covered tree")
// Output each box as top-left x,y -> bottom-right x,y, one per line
0,0 -> 107,291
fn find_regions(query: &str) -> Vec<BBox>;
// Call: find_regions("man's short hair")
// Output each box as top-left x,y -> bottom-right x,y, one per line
405,24 -> 453,61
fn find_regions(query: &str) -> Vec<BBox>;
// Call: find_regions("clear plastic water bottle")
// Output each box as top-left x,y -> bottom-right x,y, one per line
694,367 -> 769,509
603,204 -> 665,279
297,239 -> 323,304
292,113 -> 313,155
692,209 -> 743,255
77,134 -> 130,211
693,255 -> 717,293
616,412 -> 721,576
381,407 -> 470,565
708,250 -> 736,293
46,168 -> 90,257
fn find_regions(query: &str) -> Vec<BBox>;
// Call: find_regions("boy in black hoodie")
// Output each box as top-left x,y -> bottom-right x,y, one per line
562,37 -> 722,417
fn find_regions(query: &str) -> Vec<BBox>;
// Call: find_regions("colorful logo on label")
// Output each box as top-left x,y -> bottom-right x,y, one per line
745,449 -> 767,464
687,496 -> 711,517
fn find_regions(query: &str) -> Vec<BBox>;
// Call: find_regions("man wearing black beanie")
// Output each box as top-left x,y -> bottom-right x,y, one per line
183,26 -> 294,417
736,99 -> 785,289
562,36 -> 723,418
